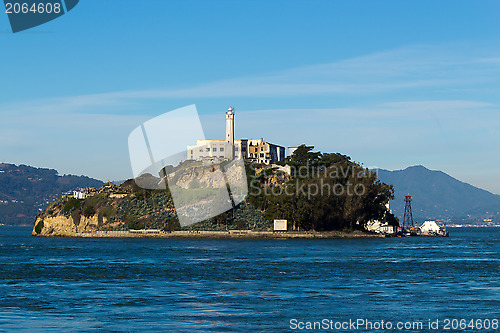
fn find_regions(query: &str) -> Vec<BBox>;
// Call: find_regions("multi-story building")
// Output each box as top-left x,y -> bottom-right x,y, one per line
187,107 -> 285,165
246,138 -> 285,164
187,139 -> 234,162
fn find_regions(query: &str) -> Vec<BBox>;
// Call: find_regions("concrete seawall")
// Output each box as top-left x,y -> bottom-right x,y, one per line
37,229 -> 385,239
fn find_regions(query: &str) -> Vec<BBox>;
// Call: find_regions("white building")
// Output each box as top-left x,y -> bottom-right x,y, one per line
187,139 -> 235,162
73,190 -> 86,199
273,219 -> 288,231
187,107 -> 285,164
365,220 -> 396,234
246,138 -> 285,164
420,221 -> 441,234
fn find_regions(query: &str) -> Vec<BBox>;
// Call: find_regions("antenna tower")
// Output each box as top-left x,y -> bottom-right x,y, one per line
402,194 -> 414,231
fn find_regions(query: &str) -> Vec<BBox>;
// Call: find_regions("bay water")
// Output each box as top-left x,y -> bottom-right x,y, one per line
0,227 -> 498,332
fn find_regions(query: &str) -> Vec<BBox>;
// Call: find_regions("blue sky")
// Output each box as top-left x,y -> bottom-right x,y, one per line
1,0 -> 500,193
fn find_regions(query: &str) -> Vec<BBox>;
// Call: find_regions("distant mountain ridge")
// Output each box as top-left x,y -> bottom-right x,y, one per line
2,162 -> 498,226
0,163 -> 103,226
377,165 -> 500,220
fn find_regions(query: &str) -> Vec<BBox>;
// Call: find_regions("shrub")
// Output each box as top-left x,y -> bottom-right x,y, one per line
34,220 -> 44,234
71,210 -> 81,226
85,196 -> 100,207
164,218 -> 181,231
100,206 -> 115,218
64,198 -> 82,213
236,220 -> 246,230
126,215 -> 140,230
83,205 -> 96,217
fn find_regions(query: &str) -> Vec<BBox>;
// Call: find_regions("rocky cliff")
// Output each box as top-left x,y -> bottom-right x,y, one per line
33,215 -> 107,237
32,162 -> 275,237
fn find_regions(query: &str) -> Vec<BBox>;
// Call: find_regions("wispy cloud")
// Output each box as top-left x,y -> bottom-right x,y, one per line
1,43 -> 500,115
1,43 -> 500,192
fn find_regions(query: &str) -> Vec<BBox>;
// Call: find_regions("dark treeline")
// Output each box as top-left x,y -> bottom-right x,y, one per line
247,145 -> 397,231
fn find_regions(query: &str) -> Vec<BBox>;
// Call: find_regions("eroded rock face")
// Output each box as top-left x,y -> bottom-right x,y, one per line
173,165 -> 227,189
32,215 -> 107,237
170,162 -> 251,190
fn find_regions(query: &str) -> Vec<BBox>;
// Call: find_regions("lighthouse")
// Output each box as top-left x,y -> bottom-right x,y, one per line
226,106 -> 235,159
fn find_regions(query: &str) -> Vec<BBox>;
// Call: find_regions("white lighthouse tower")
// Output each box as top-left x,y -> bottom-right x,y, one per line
226,106 -> 235,159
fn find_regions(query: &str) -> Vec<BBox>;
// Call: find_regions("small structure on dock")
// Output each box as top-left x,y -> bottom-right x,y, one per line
397,196 -> 449,237
419,220 -> 448,236
420,221 -> 440,234
273,219 -> 288,232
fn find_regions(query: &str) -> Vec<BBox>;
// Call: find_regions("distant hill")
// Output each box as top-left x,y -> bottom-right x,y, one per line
3,162 -> 499,226
377,165 -> 500,220
0,163 -> 103,226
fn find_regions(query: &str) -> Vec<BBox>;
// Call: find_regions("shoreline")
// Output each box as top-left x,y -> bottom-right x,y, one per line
33,229 -> 386,239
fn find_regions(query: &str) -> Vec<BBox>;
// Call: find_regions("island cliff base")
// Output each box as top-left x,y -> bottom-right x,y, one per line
33,229 -> 386,239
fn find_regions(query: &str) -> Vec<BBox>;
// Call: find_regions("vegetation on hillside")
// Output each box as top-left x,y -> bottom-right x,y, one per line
35,145 -> 396,233
248,145 -> 396,231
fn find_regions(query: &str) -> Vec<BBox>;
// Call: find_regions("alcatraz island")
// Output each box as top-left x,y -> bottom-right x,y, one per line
32,107 -> 442,239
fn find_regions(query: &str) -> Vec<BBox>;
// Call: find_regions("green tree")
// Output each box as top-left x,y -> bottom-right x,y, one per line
83,205 -> 96,217
254,150 -> 394,231
286,144 -> 321,178
63,197 -> 82,213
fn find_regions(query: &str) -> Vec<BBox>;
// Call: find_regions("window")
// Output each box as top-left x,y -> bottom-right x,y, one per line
220,147 -> 224,152
206,148 -> 210,152
260,153 -> 264,157
235,147 -> 239,151
199,148 -> 203,152
190,150 -> 193,154
220,156 -> 224,158
213,147 -> 217,152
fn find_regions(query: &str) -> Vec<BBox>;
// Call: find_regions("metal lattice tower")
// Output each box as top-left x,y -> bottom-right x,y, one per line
402,194 -> 414,231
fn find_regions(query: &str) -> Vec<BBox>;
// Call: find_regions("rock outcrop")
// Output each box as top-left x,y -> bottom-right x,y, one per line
32,215 -> 107,237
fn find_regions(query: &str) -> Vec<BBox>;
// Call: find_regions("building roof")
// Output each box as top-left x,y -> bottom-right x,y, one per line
420,221 -> 440,231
